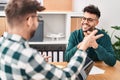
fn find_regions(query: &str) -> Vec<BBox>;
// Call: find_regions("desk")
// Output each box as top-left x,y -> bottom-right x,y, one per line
87,61 -> 120,80
49,62 -> 68,68
50,61 -> 120,80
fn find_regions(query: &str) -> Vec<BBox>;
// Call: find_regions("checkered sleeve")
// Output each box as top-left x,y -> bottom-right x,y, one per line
26,49 -> 87,80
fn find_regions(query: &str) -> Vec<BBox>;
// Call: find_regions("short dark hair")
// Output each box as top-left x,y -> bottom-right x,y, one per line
83,5 -> 101,18
5,0 -> 45,25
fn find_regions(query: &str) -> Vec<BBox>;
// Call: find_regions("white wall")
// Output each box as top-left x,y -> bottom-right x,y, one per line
73,0 -> 120,43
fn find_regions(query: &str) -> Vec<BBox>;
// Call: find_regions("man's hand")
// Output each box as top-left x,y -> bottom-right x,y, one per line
42,55 -> 52,62
84,30 -> 103,49
78,30 -> 104,51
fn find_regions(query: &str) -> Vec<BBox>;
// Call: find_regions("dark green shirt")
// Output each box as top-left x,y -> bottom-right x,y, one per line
65,29 -> 116,66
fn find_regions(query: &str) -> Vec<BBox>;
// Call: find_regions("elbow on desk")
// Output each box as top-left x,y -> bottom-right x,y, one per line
105,58 -> 117,66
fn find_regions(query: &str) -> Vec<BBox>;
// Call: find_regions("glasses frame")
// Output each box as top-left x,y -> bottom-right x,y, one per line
31,16 -> 42,22
82,16 -> 98,22
27,15 -> 42,22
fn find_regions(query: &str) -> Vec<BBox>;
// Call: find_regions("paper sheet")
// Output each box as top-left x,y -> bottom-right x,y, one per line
89,66 -> 105,75
56,65 -> 64,68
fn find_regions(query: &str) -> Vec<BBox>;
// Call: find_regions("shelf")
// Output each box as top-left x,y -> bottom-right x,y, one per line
38,11 -> 82,15
0,11 -> 82,16
38,11 -> 71,14
0,11 -> 83,44
0,11 -> 5,16
29,40 -> 68,45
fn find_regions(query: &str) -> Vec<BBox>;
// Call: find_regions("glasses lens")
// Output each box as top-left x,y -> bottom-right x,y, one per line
82,17 -> 86,20
87,18 -> 94,22
82,17 -> 96,22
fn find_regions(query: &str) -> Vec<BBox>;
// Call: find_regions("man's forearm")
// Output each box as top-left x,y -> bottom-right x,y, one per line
95,45 -> 116,66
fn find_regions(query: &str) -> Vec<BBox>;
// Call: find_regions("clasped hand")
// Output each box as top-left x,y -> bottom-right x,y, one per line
77,30 -> 104,51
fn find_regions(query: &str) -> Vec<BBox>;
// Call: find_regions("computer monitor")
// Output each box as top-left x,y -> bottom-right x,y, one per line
0,0 -> 8,10
29,20 -> 44,42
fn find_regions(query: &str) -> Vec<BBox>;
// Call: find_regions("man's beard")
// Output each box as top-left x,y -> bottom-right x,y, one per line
84,27 -> 95,32
30,30 -> 36,39
82,23 -> 95,32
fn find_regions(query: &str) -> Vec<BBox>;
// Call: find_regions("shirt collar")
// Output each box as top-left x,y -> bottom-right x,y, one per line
3,32 -> 26,43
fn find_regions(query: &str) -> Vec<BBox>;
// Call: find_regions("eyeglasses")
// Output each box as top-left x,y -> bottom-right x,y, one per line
27,15 -> 42,22
31,16 -> 42,22
82,17 -> 97,22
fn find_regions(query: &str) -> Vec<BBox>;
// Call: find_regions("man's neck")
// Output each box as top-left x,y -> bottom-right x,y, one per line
7,26 -> 30,40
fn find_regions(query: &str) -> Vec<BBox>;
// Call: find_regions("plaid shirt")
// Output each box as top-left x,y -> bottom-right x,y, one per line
0,32 -> 87,80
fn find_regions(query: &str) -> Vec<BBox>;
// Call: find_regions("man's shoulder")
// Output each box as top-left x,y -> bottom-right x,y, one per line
21,47 -> 38,57
97,29 -> 109,35
97,29 -> 111,40
71,29 -> 82,35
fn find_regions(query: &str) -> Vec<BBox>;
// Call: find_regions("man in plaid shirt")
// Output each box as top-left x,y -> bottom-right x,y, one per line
0,0 -> 103,80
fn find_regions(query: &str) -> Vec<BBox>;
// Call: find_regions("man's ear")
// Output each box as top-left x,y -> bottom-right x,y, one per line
96,20 -> 99,25
27,17 -> 33,28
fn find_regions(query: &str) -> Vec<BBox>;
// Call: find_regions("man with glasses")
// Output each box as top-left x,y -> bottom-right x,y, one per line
65,5 -> 116,66
0,0 -> 104,80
